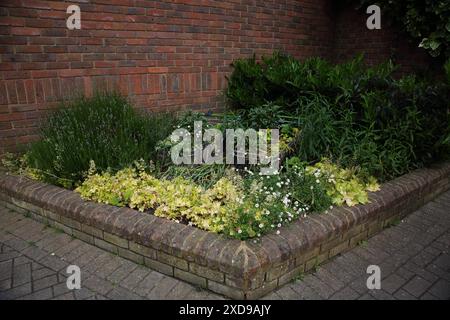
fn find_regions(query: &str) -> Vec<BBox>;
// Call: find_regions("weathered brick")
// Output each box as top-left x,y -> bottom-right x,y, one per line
144,257 -> 173,276
174,268 -> 207,288
245,279 -> 278,300
208,280 -> 245,300
189,262 -> 224,283
103,232 -> 128,249
328,240 -> 350,258
118,247 -> 144,265
129,241 -> 157,259
157,251 -> 188,271
278,264 -> 305,287
94,238 -> 118,255
72,229 -> 94,245
81,224 -> 103,238
53,221 -> 72,236
266,260 -> 294,282
60,216 -> 81,231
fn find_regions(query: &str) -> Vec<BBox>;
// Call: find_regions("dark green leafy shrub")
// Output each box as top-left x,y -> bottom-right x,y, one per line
27,92 -> 176,187
226,53 -> 450,180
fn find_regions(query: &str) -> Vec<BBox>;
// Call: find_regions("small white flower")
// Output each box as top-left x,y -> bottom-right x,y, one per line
316,179 -> 320,184
276,230 -> 281,235
277,223 -> 282,228
310,185 -> 314,190
238,229 -> 242,234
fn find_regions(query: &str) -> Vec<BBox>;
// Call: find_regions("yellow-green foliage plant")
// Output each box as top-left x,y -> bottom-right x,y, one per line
75,159 -> 380,240
305,159 -> 380,207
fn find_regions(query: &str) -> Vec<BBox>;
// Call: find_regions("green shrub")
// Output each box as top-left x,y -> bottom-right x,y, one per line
226,53 -> 450,180
26,92 -> 176,188
76,159 -> 375,240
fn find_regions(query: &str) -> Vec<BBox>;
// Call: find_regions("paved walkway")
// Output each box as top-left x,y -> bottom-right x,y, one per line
0,191 -> 449,300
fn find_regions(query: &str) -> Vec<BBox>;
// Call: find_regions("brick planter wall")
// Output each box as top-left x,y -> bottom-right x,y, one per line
1,162 -> 449,299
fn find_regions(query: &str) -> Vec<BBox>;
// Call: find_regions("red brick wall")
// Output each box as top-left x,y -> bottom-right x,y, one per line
0,0 -> 334,153
332,4 -> 434,74
0,1 -> 438,154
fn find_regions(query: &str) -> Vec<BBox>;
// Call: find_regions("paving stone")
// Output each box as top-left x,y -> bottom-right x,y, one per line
53,292 -> 75,300
381,273 -> 408,294
12,262 -> 31,287
83,275 -> 114,296
73,287 -> 96,300
420,292 -> 439,300
403,276 -> 433,298
120,266 -> 151,291
0,278 -> 12,290
0,259 -> 12,281
106,261 -> 137,284
301,275 -> 335,299
82,251 -> 114,274
393,288 -> 417,300
357,293 -> 375,300
18,287 -> 53,300
285,281 -> 322,300
0,251 -> 20,262
428,279 -> 450,300
133,271 -> 164,297
369,289 -> 396,300
313,267 -> 346,291
329,286 -> 360,300
0,282 -> 32,299
38,254 -> 68,272
33,274 -> 59,291
51,281 -> 72,297
32,267 -> 55,281
274,286 -> 301,300
146,276 -> 179,299
432,253 -> 450,271
165,281 -> 198,300
90,256 -> 123,279
107,286 -> 143,300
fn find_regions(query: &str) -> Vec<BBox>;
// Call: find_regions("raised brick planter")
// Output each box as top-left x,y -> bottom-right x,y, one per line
1,162 -> 449,299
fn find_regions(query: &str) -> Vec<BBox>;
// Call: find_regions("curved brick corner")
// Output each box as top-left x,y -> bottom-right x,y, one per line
0,162 -> 449,299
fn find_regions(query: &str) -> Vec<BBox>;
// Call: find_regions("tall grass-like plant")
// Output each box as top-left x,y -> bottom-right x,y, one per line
226,52 -> 450,181
27,92 -> 176,187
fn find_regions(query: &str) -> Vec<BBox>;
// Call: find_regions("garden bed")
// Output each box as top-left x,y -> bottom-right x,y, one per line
1,162 -> 449,299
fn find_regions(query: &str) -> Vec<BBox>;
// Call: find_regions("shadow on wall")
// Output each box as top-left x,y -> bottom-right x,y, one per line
330,2 -> 439,76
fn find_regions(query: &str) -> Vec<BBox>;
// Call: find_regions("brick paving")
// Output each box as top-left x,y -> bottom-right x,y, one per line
1,191 -> 449,300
